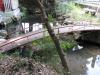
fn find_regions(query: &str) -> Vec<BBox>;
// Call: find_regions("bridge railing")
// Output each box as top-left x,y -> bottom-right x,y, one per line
3,21 -> 100,39
6,23 -> 45,38
1,23 -> 100,52
1,20 -> 99,39
6,20 -> 100,38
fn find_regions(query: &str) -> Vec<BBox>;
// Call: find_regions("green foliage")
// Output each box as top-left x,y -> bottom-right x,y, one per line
32,37 -> 58,64
68,3 -> 91,20
33,37 -> 54,49
56,1 -> 100,23
32,37 -> 74,62
22,49 -> 33,58
0,36 -> 74,75
32,36 -> 75,75
60,40 -> 74,52
67,2 -> 100,23
0,53 -> 8,59
21,7 -> 28,17
55,1 -> 68,14
6,47 -> 33,58
32,37 -> 62,74
48,14 -> 55,22
65,2 -> 75,12
20,7 -> 31,21
12,50 -> 20,56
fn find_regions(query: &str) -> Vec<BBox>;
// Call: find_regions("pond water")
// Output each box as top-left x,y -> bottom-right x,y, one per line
67,44 -> 100,75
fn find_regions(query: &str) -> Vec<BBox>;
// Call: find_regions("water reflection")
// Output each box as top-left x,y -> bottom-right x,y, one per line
86,55 -> 100,75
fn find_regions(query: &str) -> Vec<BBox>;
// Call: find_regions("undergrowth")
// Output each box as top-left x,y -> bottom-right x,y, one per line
56,1 -> 100,23
32,36 -> 74,74
0,36 -> 75,75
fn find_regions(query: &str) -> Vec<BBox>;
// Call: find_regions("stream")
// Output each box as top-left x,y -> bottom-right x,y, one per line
67,43 -> 100,75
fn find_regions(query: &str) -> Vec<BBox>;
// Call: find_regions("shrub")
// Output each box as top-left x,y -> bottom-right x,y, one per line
60,40 -> 75,52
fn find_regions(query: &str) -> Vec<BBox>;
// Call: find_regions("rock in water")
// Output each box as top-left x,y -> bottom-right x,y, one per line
72,45 -> 83,51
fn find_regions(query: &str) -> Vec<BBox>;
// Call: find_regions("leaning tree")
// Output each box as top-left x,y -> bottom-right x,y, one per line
19,0 -> 70,74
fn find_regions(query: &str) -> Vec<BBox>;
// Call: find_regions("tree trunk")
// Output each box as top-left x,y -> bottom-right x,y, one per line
29,22 -> 33,32
35,0 -> 70,75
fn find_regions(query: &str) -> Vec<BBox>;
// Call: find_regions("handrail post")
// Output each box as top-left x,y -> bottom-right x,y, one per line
57,27 -> 60,39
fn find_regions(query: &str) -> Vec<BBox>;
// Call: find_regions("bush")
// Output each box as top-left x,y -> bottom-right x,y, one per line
60,40 -> 75,52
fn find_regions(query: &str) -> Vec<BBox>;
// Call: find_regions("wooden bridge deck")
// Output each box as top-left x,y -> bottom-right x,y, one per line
0,24 -> 100,52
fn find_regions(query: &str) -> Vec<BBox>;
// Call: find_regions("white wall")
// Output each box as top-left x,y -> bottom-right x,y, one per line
3,0 -> 12,11
11,0 -> 19,10
33,23 -> 43,31
22,23 -> 29,33
3,0 -> 19,11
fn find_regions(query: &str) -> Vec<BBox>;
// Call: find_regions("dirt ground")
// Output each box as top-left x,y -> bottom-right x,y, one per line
0,56 -> 57,75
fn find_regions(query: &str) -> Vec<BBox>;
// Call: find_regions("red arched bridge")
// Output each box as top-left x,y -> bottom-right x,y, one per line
0,23 -> 100,52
